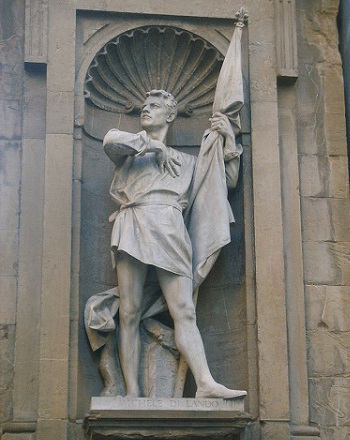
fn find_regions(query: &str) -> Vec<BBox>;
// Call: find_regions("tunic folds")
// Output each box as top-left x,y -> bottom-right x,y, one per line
111,205 -> 193,278
104,129 -> 196,278
103,128 -> 241,281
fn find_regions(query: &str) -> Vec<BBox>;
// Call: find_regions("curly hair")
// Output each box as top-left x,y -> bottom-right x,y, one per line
146,90 -> 178,118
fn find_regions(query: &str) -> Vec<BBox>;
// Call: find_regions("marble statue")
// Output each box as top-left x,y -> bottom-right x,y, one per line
101,89 -> 244,399
85,11 -> 248,399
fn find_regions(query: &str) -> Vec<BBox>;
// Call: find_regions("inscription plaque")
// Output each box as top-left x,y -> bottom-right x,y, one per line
90,396 -> 245,413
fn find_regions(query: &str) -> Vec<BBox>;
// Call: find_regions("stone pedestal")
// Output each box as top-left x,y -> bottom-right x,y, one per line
83,397 -> 251,440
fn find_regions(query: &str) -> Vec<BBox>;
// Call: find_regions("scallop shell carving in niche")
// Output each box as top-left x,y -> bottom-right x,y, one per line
84,26 -> 224,117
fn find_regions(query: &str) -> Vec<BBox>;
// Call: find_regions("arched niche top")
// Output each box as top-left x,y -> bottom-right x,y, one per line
84,26 -> 224,118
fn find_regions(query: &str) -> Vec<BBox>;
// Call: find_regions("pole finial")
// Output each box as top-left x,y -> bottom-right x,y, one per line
235,7 -> 249,28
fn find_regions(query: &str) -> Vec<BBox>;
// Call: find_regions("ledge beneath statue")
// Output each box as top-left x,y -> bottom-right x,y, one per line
83,397 -> 251,440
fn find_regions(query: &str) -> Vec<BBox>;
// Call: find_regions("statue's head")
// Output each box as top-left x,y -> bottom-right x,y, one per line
141,90 -> 177,132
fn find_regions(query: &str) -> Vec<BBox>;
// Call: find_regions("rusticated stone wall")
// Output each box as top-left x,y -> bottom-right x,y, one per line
297,1 -> 350,439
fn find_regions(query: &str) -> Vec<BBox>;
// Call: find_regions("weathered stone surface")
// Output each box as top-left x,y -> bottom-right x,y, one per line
305,285 -> 328,331
260,421 -> 290,440
23,72 -> 47,139
251,99 -> 290,421
0,228 -> 19,279
68,421 -> 85,440
301,197 -> 332,242
299,155 -> 330,198
308,331 -> 350,377
329,242 -> 350,285
13,141 -> 45,421
329,199 -> 350,241
305,285 -> 350,332
0,141 -> 21,326
296,63 -> 325,157
329,156 -> 349,198
2,434 -> 35,440
0,0 -> 24,101
296,1 -> 347,195
297,5 -> 349,439
37,133 -> 73,427
300,153 -> 349,217
38,359 -> 69,420
0,0 -> 24,430
0,277 -> 17,325
303,241 -> 350,285
0,143 -> 21,230
0,326 -> 15,389
36,419 -> 67,440
0,100 -> 23,140
301,198 -> 350,242
323,67 -> 347,159
197,285 -> 246,334
0,325 -> 15,422
320,427 -> 350,440
0,389 -> 13,425
309,378 -> 350,427
46,5 -> 75,93
46,91 -> 74,135
303,242 -> 338,285
247,2 -> 276,103
291,437 -> 320,440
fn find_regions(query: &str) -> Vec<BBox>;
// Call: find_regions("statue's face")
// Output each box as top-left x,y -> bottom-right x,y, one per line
141,96 -> 172,131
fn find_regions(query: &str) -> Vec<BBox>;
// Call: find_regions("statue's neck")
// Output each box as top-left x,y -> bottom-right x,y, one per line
145,126 -> 168,144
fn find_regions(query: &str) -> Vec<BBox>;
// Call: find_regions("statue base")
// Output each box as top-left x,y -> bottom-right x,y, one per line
83,397 -> 251,440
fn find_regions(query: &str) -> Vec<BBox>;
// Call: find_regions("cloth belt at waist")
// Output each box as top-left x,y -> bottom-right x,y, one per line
108,201 -> 183,222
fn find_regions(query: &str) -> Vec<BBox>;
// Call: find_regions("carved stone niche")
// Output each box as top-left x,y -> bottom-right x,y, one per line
78,24 -> 247,414
83,26 -> 224,145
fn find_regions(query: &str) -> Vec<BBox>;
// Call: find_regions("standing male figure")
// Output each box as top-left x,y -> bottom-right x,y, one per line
103,89 -> 245,399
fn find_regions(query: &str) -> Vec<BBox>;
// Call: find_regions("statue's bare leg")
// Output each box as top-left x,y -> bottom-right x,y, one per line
156,268 -> 246,399
116,251 -> 148,397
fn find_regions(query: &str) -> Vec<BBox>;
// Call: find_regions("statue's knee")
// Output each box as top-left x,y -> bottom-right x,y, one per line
119,306 -> 141,327
174,302 -> 196,323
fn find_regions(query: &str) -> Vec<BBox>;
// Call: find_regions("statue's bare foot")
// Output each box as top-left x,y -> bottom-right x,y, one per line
101,385 -> 119,397
196,383 -> 247,399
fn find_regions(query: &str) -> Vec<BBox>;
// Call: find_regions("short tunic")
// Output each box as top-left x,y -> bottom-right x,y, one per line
104,129 -> 196,278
